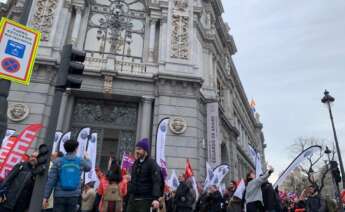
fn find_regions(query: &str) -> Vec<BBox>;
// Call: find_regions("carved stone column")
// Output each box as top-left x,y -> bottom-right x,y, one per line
71,6 -> 83,45
140,96 -> 154,139
149,19 -> 157,62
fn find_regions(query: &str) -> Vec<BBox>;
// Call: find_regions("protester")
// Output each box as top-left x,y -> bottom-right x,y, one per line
261,181 -> 281,212
43,139 -> 92,212
227,181 -> 242,212
245,166 -> 274,212
126,138 -> 164,212
0,152 -> 39,212
174,174 -> 196,212
195,185 -> 222,212
82,182 -> 97,212
43,151 -> 64,212
304,185 -> 326,212
100,160 -> 123,212
93,168 -> 108,212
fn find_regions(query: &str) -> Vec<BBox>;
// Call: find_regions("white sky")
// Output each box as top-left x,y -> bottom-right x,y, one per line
221,0 -> 345,180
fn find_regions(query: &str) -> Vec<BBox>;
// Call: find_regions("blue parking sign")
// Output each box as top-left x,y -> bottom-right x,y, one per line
5,40 -> 26,58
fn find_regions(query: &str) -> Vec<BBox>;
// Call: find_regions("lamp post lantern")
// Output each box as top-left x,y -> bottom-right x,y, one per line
322,90 -> 345,189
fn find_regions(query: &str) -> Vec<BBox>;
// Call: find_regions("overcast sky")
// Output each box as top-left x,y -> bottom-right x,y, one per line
221,0 -> 345,180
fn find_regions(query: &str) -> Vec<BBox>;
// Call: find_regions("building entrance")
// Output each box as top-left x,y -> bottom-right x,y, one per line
70,98 -> 138,171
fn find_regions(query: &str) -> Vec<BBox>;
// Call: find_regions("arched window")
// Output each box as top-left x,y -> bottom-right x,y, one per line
84,0 -> 146,63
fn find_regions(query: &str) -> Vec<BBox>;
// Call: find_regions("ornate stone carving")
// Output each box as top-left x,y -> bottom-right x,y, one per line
170,15 -> 189,59
174,0 -> 188,11
72,99 -> 138,129
30,0 -> 58,41
103,75 -> 113,94
170,0 -> 190,60
7,103 -> 30,122
169,117 -> 187,134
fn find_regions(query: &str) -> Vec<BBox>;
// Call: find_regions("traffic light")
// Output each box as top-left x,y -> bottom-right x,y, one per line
330,160 -> 342,184
56,44 -> 86,90
34,144 -> 50,175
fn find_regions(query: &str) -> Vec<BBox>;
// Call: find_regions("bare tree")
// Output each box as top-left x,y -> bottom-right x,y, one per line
289,137 -> 335,195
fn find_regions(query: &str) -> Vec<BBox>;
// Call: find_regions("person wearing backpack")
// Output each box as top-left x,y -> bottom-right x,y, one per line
100,160 -> 123,212
126,138 -> 163,212
43,139 -> 91,212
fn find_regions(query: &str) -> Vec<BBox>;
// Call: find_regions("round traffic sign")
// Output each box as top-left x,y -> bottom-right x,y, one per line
1,57 -> 20,73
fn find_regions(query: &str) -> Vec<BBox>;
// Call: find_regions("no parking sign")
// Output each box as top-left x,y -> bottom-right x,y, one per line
0,18 -> 41,85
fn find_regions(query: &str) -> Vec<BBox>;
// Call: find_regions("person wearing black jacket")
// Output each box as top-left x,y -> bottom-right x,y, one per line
126,138 -> 163,212
195,185 -> 222,212
261,182 -> 282,212
0,153 -> 38,212
174,175 -> 195,212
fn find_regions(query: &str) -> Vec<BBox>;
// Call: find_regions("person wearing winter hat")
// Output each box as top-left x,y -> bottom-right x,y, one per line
126,138 -> 164,212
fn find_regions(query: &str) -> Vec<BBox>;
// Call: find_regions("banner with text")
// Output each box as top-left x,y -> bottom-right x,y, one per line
207,102 -> 220,166
0,124 -> 42,179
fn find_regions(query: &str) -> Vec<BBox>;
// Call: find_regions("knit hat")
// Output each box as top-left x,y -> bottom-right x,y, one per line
136,138 -> 150,152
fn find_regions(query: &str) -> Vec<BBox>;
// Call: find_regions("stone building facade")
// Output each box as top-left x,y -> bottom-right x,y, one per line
3,0 -> 266,180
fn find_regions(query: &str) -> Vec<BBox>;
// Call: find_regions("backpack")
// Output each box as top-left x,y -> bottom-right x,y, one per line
103,183 -> 121,202
59,157 -> 81,191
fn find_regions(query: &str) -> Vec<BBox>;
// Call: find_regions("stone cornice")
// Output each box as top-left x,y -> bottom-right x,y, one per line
153,72 -> 204,86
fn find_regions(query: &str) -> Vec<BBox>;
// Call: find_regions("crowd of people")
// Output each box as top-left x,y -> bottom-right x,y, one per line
0,137 -> 341,212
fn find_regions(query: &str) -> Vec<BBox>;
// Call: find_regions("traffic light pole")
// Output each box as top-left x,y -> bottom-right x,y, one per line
28,44 -> 85,211
28,86 -> 65,212
0,0 -> 33,145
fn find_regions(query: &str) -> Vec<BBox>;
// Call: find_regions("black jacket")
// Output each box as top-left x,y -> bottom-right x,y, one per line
174,181 -> 195,210
261,182 -> 281,211
195,191 -> 223,212
0,162 -> 36,211
128,157 -> 163,200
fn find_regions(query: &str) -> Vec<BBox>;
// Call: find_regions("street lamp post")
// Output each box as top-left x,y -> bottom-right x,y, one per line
322,90 -> 345,189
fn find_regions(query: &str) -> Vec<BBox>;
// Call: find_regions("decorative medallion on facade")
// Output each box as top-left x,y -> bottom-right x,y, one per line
30,0 -> 58,41
169,117 -> 187,134
7,103 -> 30,122
170,0 -> 190,60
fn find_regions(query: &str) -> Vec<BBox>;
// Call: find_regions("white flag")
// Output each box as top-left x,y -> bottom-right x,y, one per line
210,164 -> 230,187
60,132 -> 71,154
167,170 -> 179,191
77,128 -> 91,157
248,145 -> 263,177
204,161 -> 214,190
233,179 -> 246,199
52,132 -> 63,154
85,133 -> 97,184
273,145 -> 322,188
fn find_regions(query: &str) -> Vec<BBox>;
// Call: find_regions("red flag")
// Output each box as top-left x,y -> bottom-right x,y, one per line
0,124 -> 43,179
185,159 -> 194,178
